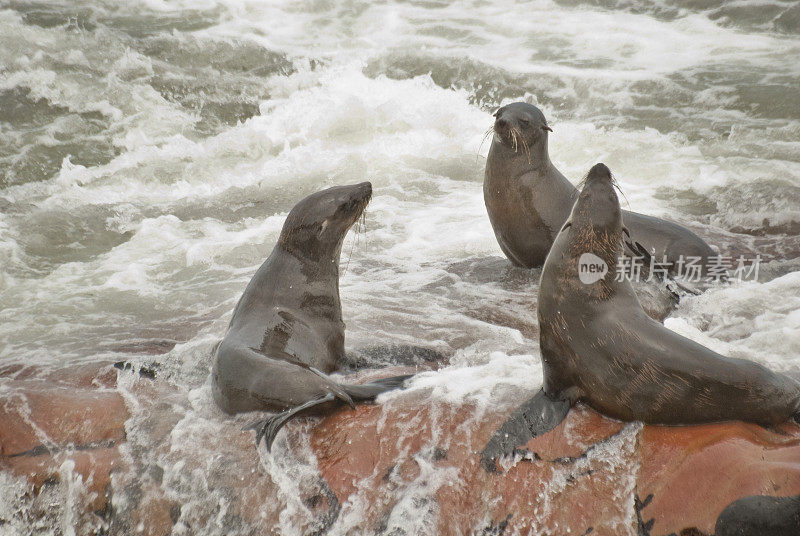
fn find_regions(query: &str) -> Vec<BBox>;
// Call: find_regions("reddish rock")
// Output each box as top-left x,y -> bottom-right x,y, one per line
311,400 -> 635,535
0,379 -> 127,456
0,360 -> 118,389
127,490 -> 182,536
310,397 -> 800,535
1,447 -> 122,512
106,377 -> 332,535
0,361 -> 129,526
3,360 -> 799,535
638,421 -> 800,534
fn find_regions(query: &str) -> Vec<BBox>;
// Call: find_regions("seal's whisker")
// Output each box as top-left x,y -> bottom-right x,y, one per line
362,211 -> 369,260
477,127 -> 494,165
343,208 -> 370,278
520,135 -> 531,164
358,210 -> 366,243
342,214 -> 362,278
361,210 -> 368,253
342,232 -> 355,277
617,181 -> 631,210
578,170 -> 631,209
605,174 -> 630,209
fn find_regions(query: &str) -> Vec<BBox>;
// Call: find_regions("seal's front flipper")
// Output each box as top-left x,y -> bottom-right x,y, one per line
244,392 -> 336,452
481,389 -> 571,473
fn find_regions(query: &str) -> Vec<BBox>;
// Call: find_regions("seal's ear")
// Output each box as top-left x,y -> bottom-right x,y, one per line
542,124 -> 553,132
493,109 -> 500,118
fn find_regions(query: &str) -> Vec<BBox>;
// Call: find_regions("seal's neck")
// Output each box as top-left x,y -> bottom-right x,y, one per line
529,134 -> 553,171
277,242 -> 342,281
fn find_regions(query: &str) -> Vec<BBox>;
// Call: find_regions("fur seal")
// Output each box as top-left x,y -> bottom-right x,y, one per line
212,182 -> 410,451
715,494 -> 800,536
484,102 -> 716,273
481,163 -> 800,471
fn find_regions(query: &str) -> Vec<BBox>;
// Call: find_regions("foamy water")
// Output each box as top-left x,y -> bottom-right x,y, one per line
1,0 -> 799,533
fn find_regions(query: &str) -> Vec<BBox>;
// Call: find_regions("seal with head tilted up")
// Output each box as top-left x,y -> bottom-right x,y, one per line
212,182 -> 410,451
481,163 -> 800,471
484,102 -> 716,272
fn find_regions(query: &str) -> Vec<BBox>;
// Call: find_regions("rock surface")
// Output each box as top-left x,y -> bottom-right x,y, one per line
1,363 -> 799,535
0,361 -> 127,533
311,399 -> 800,535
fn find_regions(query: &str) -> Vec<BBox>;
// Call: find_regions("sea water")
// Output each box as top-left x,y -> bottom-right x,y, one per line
1,0 -> 799,534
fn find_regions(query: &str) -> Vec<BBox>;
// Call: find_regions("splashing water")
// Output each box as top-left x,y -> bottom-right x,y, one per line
1,0 -> 799,533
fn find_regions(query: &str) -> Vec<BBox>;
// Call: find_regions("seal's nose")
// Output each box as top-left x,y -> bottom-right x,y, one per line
588,163 -> 611,181
496,117 -> 508,129
352,181 -> 372,201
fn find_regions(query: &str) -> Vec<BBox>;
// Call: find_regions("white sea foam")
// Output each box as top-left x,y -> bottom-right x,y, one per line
1,0 -> 798,533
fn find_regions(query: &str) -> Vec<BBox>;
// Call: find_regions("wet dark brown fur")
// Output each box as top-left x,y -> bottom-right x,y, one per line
484,102 -> 715,272
539,163 -> 800,425
211,182 -> 409,450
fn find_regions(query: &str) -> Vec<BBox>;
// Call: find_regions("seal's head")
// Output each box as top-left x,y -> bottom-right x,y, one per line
493,102 -> 552,157
563,163 -> 624,293
572,163 -> 623,236
279,181 -> 372,260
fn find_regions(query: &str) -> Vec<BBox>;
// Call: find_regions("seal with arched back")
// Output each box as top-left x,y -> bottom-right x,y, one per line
481,163 -> 800,471
484,102 -> 715,272
212,182 -> 410,451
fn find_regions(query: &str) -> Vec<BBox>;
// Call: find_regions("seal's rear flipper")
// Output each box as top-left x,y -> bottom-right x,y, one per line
672,278 -> 702,296
342,346 -> 445,369
480,389 -> 571,473
243,375 -> 412,452
244,392 -> 337,452
341,374 -> 413,401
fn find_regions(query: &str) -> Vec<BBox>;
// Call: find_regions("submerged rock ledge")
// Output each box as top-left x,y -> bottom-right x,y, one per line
1,363 -> 798,535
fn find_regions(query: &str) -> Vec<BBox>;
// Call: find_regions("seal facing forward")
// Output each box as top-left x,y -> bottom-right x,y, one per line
212,182 -> 409,450
482,164 -> 800,470
484,102 -> 715,271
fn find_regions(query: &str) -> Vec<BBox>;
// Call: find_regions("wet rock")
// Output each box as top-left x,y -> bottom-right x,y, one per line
106,376 -> 341,535
310,398 -> 800,535
638,421 -> 800,535
2,447 -> 122,512
0,362 -> 129,527
125,493 -> 182,536
3,361 -> 800,535
310,400 -> 636,534
0,379 -> 127,456
0,360 -> 118,389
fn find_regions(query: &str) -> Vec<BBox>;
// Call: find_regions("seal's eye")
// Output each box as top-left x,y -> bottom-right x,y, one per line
520,118 -> 530,126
